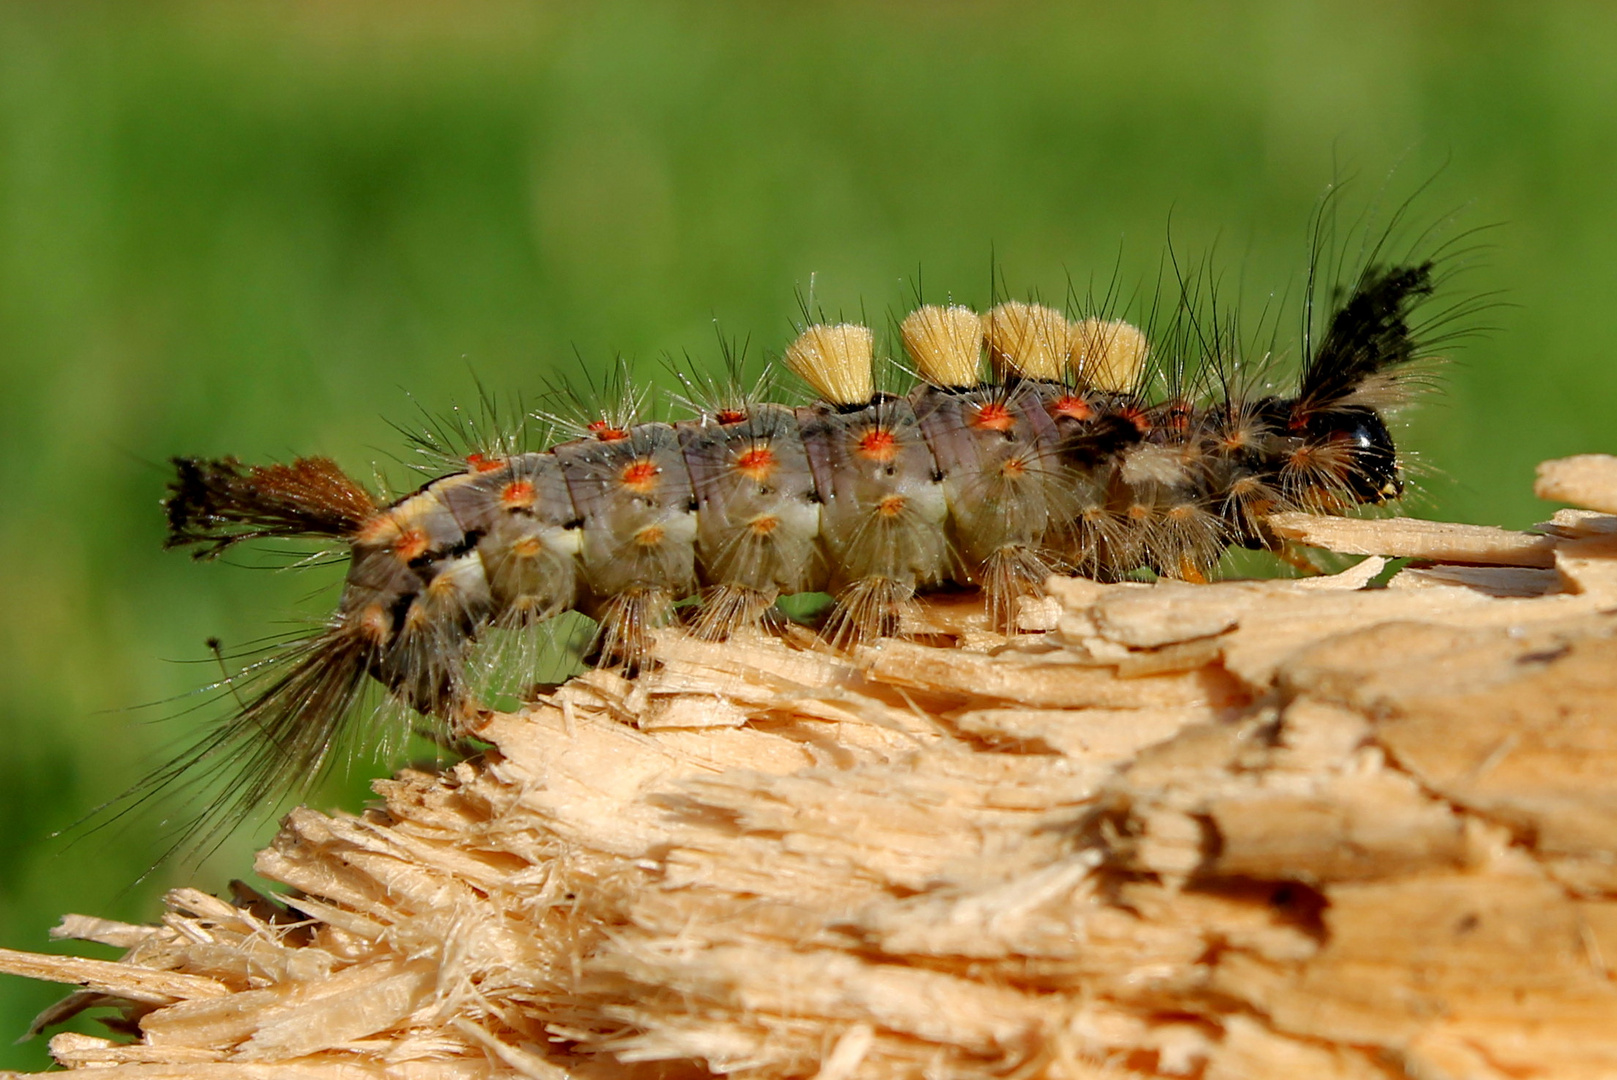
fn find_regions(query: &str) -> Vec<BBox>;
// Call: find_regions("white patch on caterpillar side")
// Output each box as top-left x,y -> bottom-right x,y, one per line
1119,444 -> 1194,488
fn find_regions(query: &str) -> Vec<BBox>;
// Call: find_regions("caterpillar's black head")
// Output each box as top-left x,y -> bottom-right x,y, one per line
1309,405 -> 1402,504
1284,256 -> 1436,507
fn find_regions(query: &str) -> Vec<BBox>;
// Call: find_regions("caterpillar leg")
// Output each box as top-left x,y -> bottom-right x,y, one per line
1148,503 -> 1228,583
1069,505 -> 1147,582
821,576 -> 912,650
688,583 -> 781,642
979,544 -> 1061,633
593,586 -> 677,672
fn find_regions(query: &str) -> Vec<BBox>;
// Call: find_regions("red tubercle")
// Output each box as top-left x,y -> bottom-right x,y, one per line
619,457 -> 660,492
500,480 -> 537,510
1119,404 -> 1151,433
971,401 -> 1015,431
588,419 -> 630,441
394,528 -> 429,562
734,446 -> 777,480
1286,443 -> 1346,476
465,453 -> 505,473
1219,424 -> 1255,452
716,408 -> 749,425
856,426 -> 899,462
1051,394 -> 1093,422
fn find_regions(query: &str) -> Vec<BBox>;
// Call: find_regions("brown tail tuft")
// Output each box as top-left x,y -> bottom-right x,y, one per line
165,456 -> 377,558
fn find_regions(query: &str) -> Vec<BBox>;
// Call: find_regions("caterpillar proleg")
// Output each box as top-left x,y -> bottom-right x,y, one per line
148,192 -> 1476,848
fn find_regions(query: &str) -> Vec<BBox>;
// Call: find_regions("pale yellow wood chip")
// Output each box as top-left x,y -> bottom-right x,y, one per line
950,704 -> 1217,761
1536,507 -> 1617,539
1555,533 -> 1617,600
1212,1015 -> 1390,1080
865,640 -> 1248,709
1388,564 -> 1562,597
1288,554 -> 1388,589
1203,771 -> 1471,882
46,1033 -> 223,1066
237,961 -> 436,1061
1268,511 -> 1559,567
1216,872 -> 1617,1069
49,914 -> 156,950
33,1055 -> 496,1079
1536,453 -> 1617,514
0,946 -> 229,1005
637,693 -> 749,730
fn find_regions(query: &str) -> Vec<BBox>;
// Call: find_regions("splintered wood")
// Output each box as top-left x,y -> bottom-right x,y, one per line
7,454 -> 1617,1080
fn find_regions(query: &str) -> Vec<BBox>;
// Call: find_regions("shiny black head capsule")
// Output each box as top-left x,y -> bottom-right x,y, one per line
1308,405 -> 1403,503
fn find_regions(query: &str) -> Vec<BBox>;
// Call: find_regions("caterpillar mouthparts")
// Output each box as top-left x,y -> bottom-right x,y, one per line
146,212 -> 1456,849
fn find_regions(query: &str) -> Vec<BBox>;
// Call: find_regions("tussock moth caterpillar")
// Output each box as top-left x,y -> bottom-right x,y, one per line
144,185 -> 1483,850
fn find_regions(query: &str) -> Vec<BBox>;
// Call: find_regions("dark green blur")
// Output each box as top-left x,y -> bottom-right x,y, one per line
2,2 -> 1614,1066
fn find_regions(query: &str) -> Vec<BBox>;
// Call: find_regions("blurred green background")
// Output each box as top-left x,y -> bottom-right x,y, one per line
2,0 -> 1615,1068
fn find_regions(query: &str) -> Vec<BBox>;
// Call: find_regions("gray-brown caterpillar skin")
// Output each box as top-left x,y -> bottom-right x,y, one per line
286,369 -> 1396,712
330,376 -> 1364,710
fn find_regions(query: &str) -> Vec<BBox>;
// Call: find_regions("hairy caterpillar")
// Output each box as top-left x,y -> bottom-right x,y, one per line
146,195 -> 1471,848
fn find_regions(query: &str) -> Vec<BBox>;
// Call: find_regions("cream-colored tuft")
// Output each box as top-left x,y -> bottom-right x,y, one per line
901,305 -> 984,388
985,301 -> 1067,381
783,323 -> 875,406
1071,318 -> 1150,392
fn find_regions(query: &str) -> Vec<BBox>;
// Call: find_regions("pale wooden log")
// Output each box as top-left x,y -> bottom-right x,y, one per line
1536,452 -> 1617,513
4,459 -> 1617,1079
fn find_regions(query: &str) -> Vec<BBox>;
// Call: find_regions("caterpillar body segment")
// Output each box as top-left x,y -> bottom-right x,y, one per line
551,423 -> 698,665
445,452 -> 583,627
798,394 -> 952,645
911,381 -> 1071,628
158,250 -> 1444,841
677,402 -> 826,640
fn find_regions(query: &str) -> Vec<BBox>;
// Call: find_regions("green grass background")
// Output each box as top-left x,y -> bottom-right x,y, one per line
2,1 -> 1615,1067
